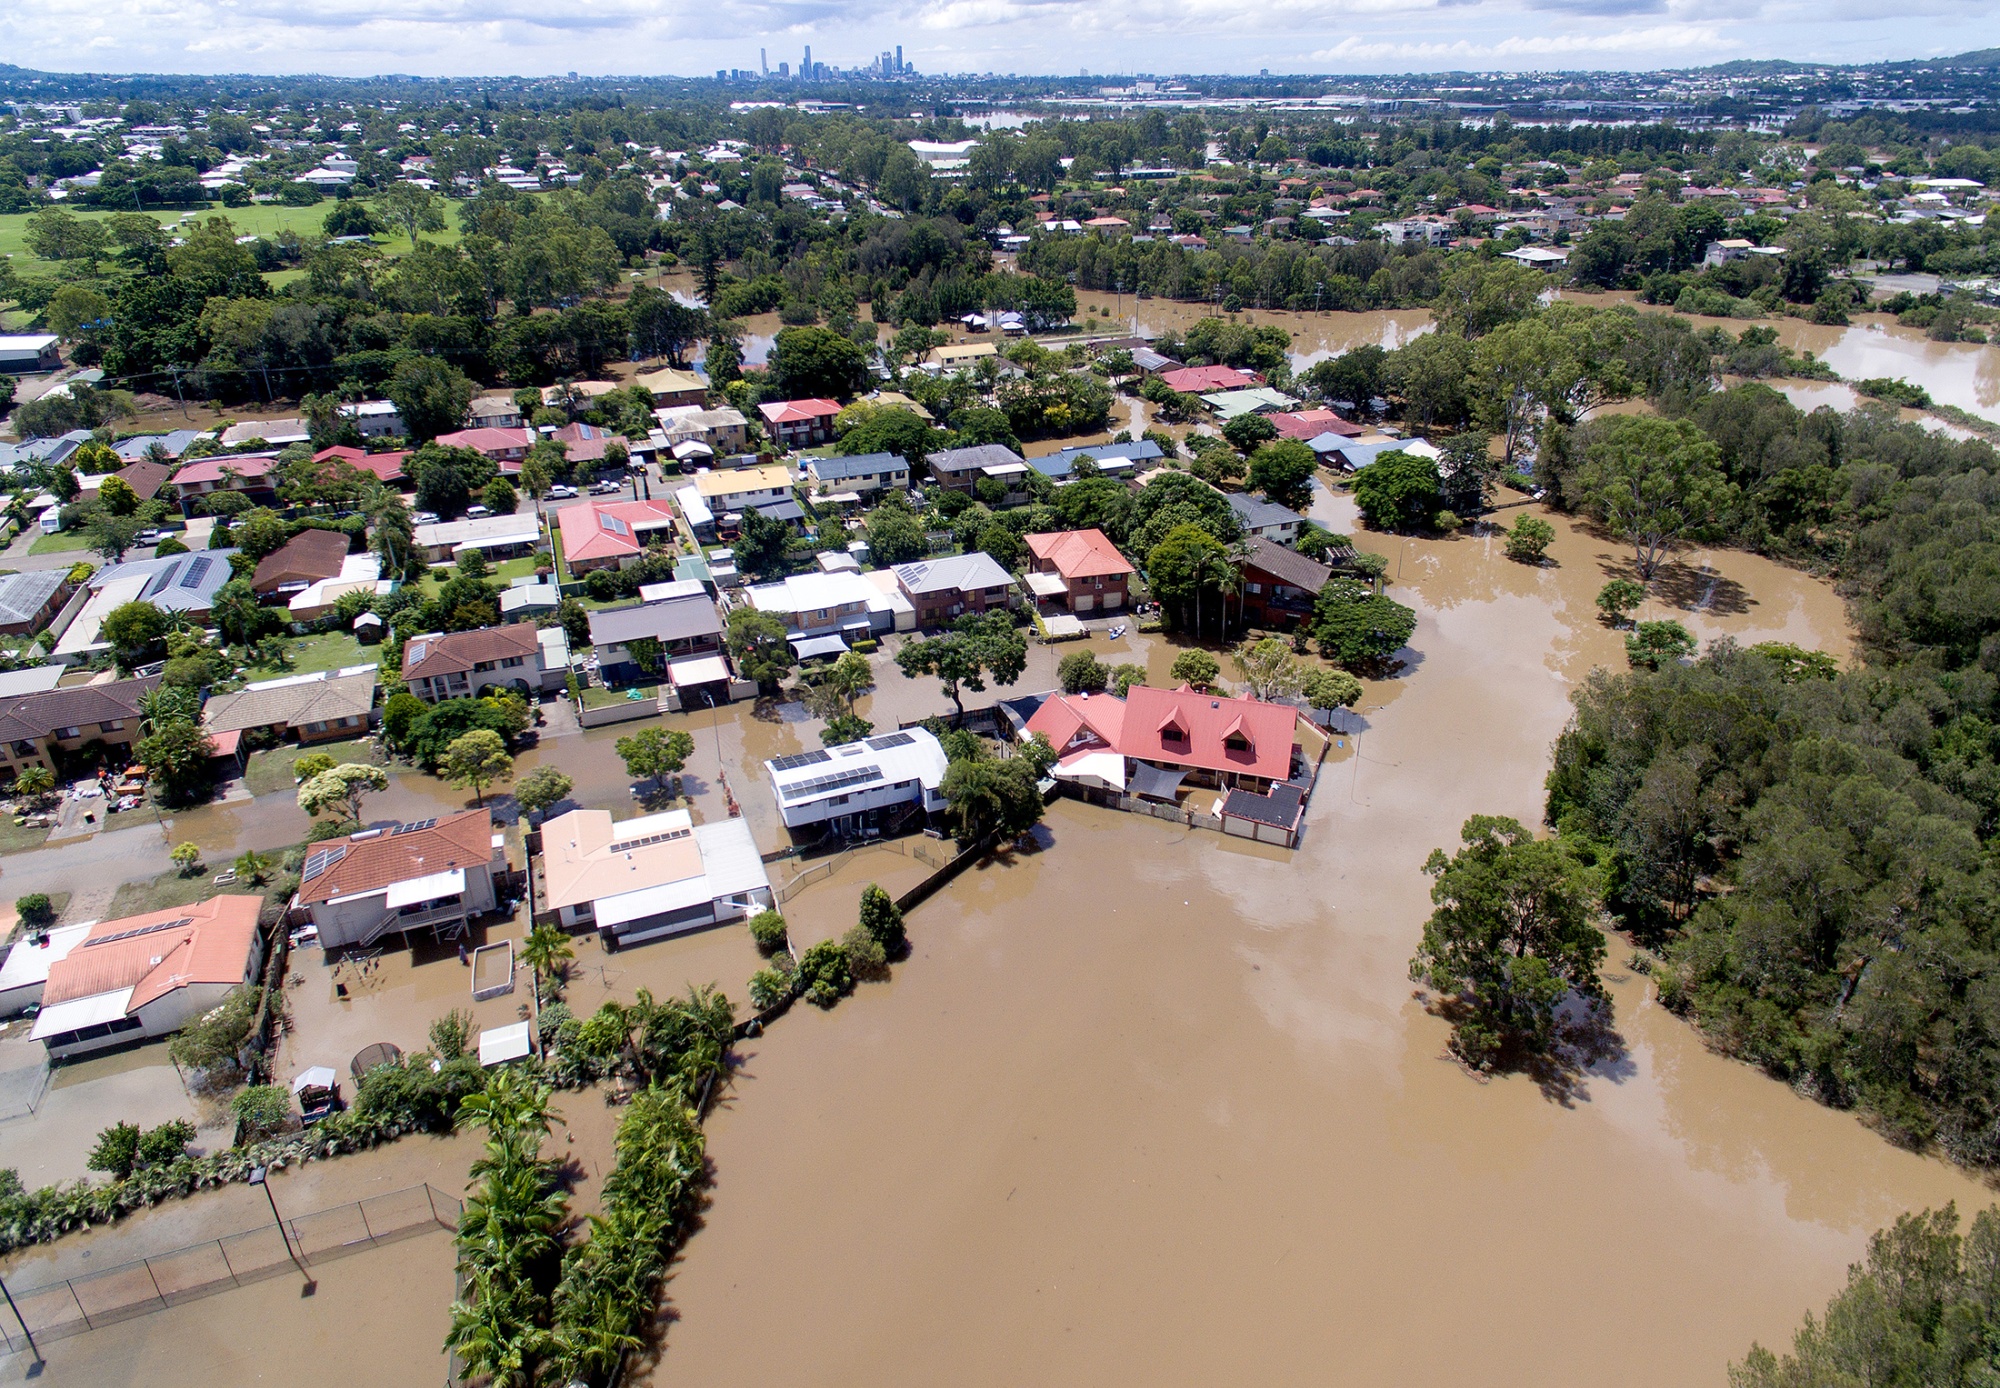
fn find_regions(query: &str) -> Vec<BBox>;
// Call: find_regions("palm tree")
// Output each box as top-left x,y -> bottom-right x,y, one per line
519,923 -> 574,1017
455,1067 -> 562,1147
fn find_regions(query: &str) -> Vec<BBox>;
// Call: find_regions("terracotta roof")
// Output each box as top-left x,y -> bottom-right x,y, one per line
1159,365 -> 1260,394
1270,409 -> 1363,441
401,625 -> 540,681
312,446 -> 408,483
42,895 -> 261,1011
758,399 -> 842,425
172,454 -> 276,488
539,807 -> 704,912
433,427 -> 533,457
1025,529 -> 1135,580
1023,690 -> 1127,756
0,676 -> 158,744
252,529 -> 351,593
295,809 -> 495,905
1237,536 -> 1335,596
1120,685 -> 1297,781
556,498 -> 679,564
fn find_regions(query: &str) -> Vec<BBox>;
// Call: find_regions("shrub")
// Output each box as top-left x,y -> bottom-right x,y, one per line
231,1085 -> 291,1141
136,1119 -> 196,1167
795,939 -> 853,1008
87,1122 -> 142,1179
1504,514 -> 1556,563
857,884 -> 907,957
747,968 -> 792,1010
167,986 -> 262,1088
15,894 -> 54,931
428,1007 -> 476,1060
747,910 -> 789,955
841,925 -> 889,982
1057,649 -> 1108,694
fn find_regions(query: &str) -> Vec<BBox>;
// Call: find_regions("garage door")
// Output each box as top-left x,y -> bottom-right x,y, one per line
1074,594 -> 1095,612
1101,592 -> 1123,609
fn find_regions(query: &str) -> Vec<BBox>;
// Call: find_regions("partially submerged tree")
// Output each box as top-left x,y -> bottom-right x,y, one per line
894,611 -> 1027,724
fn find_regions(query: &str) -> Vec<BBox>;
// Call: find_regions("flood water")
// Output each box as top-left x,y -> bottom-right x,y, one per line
648,496 -> 1982,1388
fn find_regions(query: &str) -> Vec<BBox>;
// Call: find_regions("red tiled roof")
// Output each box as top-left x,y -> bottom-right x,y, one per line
313,446 -> 408,483
556,498 -> 679,563
401,625 -> 540,680
1024,529 -> 1135,580
757,399 -> 842,425
1120,685 -> 1296,781
173,454 -> 275,488
1270,409 -> 1363,441
43,895 -> 261,1011
433,428 -> 533,457
1159,365 -> 1260,395
295,809 -> 495,906
1023,691 -> 1127,756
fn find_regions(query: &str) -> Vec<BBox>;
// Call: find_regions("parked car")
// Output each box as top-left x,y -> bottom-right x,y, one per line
134,528 -> 163,546
589,480 -> 622,495
546,484 -> 578,499
410,510 -> 440,525
465,504 -> 492,519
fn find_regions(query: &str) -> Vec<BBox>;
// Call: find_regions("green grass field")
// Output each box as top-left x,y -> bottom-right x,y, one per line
245,630 -> 371,679
27,531 -> 94,556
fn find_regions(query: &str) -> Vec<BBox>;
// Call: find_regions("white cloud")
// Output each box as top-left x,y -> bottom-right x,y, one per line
1311,22 -> 1725,62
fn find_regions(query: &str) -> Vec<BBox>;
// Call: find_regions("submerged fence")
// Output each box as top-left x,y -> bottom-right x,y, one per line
0,1183 -> 462,1351
773,835 -> 951,905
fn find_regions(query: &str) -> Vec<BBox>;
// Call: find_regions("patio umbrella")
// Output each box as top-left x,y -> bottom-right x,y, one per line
350,1042 -> 402,1078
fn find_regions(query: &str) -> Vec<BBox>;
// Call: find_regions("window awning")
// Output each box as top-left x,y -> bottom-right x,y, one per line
1128,761 -> 1187,802
384,867 -> 465,909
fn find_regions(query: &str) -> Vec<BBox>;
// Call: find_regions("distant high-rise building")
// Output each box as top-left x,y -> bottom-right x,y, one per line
803,46 -> 811,81
778,61 -> 789,77
897,45 -> 903,73
760,48 -> 767,75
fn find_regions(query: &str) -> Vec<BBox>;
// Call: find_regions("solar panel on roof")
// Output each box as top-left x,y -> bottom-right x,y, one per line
392,818 -> 438,835
142,569 -> 176,600
769,750 -> 832,772
302,846 -> 347,881
868,731 -> 916,750
781,766 -> 883,800
179,556 -> 213,589
601,515 -> 630,535
84,917 -> 193,947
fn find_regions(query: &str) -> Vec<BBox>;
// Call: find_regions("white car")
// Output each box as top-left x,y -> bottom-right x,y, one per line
546,485 -> 578,499
410,510 -> 440,525
465,504 -> 492,519
590,480 -> 622,495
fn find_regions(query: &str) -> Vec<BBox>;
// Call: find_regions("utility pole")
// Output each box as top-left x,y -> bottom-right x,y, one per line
0,1271 -> 42,1372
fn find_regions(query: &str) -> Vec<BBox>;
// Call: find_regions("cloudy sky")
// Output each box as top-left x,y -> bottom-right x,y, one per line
1,0 -> 1994,79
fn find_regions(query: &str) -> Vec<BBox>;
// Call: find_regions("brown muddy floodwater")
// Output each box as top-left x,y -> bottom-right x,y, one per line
649,498 -> 1985,1388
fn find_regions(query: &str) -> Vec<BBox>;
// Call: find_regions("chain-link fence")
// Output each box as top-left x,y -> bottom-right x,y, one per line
0,1182 -> 461,1350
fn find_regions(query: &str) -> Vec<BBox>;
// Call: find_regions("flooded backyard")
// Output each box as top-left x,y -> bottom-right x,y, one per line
648,496 -> 1979,1388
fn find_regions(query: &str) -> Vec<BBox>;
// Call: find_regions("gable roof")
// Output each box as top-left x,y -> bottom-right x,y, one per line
400,625 -> 540,680
1269,409 -> 1363,441
925,443 -> 1026,476
1118,684 -> 1298,781
202,668 -> 378,735
1023,690 -> 1128,755
758,398 -> 842,425
0,676 -> 158,744
1024,529 -> 1135,580
0,570 -> 68,626
1226,493 -> 1306,531
1028,439 -> 1163,480
312,446 -> 408,483
252,528 -> 352,592
587,595 -> 725,648
892,552 -> 1016,597
295,809 -> 496,905
39,894 -> 262,1013
111,459 -> 174,499
1237,536 -> 1335,594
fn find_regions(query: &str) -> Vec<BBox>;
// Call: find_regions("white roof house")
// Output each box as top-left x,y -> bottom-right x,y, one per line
0,922 -> 93,1017
746,570 -> 905,638
538,807 -> 772,946
764,728 -> 950,832
414,513 -> 542,560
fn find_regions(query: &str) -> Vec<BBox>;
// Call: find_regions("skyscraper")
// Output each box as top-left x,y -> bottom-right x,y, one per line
896,45 -> 903,73
802,46 -> 811,81
760,48 -> 767,75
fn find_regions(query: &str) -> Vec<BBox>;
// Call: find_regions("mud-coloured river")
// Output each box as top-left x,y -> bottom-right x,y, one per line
648,496 -> 1985,1388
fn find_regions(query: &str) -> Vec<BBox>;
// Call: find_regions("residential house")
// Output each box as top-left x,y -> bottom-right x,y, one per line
27,896 -> 266,1059
340,400 -> 405,438
1502,245 -> 1570,270
467,395 -> 523,430
1026,439 -> 1162,483
1026,683 -> 1300,798
401,626 -> 543,701
925,443 -> 1030,497
1202,387 -> 1300,421
690,464 -> 794,521
287,553 -> 387,622
251,529 -> 352,603
923,342 -> 999,371
1129,347 -> 1182,376
0,336 -> 61,375
557,498 -> 680,575
413,513 -> 542,564
892,552 -> 1019,628
168,453 -> 278,515
0,570 -> 73,636
758,399 -> 842,449
499,581 -> 560,624
745,570 -> 907,643
293,810 -> 508,953
1159,364 -> 1260,394
805,451 -> 908,497
311,446 -> 408,487
202,667 -> 379,746
654,406 -> 749,456
0,676 -> 158,782
634,367 -> 708,409
538,807 -> 771,947
587,596 -> 725,684
1315,435 -> 1440,473
1022,529 -> 1135,613
107,459 -> 174,502
53,553 -> 239,663
110,431 -> 204,465
1234,537 -> 1334,629
1226,493 -> 1307,548
764,728 -> 950,835
1269,409 -> 1362,443
432,427 -> 533,468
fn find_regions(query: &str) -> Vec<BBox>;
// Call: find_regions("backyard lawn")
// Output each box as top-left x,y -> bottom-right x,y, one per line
242,736 -> 374,798
245,631 -> 372,678
107,863 -> 292,921
580,683 -> 658,710
27,531 -> 93,556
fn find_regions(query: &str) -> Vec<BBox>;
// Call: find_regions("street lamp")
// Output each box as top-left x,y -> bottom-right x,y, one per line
0,1271 -> 43,1375
249,1166 -> 315,1295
